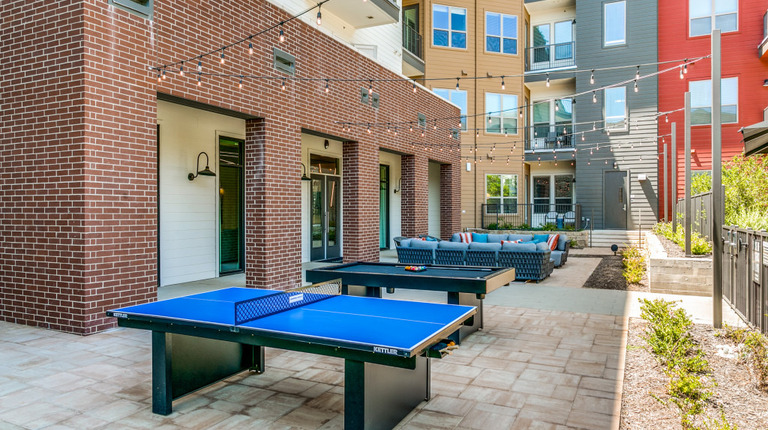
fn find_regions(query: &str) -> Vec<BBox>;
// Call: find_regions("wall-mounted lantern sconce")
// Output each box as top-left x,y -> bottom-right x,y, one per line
301,163 -> 312,181
188,151 -> 216,181
393,178 -> 401,193
324,139 -> 330,149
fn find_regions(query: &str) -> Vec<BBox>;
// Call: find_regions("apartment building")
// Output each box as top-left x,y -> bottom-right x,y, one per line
402,0 -> 527,230
657,0 -> 768,220
0,0 -> 461,333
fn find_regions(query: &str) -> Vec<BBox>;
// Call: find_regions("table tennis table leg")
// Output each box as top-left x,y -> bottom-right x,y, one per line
152,331 -> 173,415
344,357 -> 429,430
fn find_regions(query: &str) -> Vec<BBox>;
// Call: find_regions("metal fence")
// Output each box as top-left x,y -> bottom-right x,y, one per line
481,203 -> 582,230
402,25 -> 423,60
674,189 -> 721,239
526,42 -> 575,71
723,226 -> 768,335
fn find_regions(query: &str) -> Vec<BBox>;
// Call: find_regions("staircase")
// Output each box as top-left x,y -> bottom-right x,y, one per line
588,229 -> 647,248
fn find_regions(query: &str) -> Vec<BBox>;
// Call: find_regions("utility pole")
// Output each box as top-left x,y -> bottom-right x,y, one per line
712,29 -> 723,328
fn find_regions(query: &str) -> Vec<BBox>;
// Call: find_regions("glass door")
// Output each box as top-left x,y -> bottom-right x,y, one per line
309,155 -> 341,261
219,137 -> 244,274
379,165 -> 390,249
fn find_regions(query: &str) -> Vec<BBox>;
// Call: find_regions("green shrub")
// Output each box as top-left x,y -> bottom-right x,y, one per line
652,222 -> 713,255
540,223 -> 557,231
720,324 -> 768,391
621,245 -> 645,284
486,223 -> 499,230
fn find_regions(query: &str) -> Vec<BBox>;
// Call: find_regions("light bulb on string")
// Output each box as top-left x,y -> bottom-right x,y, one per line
555,100 -> 559,111
316,6 -> 322,25
683,63 -> 688,74
581,133 -> 585,141
455,78 -> 460,90
519,107 -> 523,118
635,66 -> 640,80
325,80 -> 330,93
281,78 -> 286,90
501,76 -> 505,90
368,80 -> 373,95
279,27 -> 285,43
248,40 -> 254,55
433,120 -> 437,130
179,62 -> 184,76
412,81 -> 417,93
634,80 -> 638,93
592,91 -> 597,103
220,49 -> 225,64
367,124 -> 372,134
488,114 -> 492,124
409,125 -> 413,132
198,59 -> 202,72
679,66 -> 684,80
162,67 -> 167,80
157,69 -> 162,83
546,73 -> 550,87
197,74 -> 202,86
238,76 -> 243,89
665,114 -> 669,123
590,70 -> 595,85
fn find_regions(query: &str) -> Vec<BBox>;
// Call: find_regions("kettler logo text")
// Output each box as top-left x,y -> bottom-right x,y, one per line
373,346 -> 398,355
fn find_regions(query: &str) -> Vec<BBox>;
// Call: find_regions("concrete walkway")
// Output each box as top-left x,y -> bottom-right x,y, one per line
0,251 -> 745,430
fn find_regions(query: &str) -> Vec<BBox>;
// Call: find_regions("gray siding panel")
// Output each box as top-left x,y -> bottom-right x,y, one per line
574,0 -> 658,230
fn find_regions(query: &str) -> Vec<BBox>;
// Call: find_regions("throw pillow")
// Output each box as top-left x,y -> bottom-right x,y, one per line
471,233 -> 489,243
501,239 -> 522,244
459,232 -> 473,243
547,234 -> 560,251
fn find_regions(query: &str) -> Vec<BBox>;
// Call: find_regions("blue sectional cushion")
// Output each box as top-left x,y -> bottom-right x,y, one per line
438,241 -> 469,250
451,233 -> 462,242
502,242 -> 536,252
468,242 -> 501,250
508,234 -> 533,242
424,236 -> 439,241
411,240 -> 438,250
471,233 -> 489,243
551,250 -> 563,267
557,234 -> 569,251
533,234 -> 549,243
399,239 -> 413,248
487,233 -> 508,243
536,241 -> 550,251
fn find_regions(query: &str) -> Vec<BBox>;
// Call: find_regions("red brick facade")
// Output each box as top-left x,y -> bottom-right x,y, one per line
1,0 -> 461,333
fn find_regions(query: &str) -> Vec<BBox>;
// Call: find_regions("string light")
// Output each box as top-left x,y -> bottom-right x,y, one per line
197,74 -> 202,86
683,62 -> 688,74
665,114 -> 669,123
157,69 -> 162,83
590,70 -> 595,85
238,76 -> 243,89
455,78 -> 460,90
316,5 -> 322,25
367,124 -> 371,134
546,73 -> 550,87
634,80 -> 638,93
635,66 -> 640,80
198,59 -> 202,72
281,78 -> 286,90
518,107 -> 523,118
679,66 -> 684,79
368,80 -> 373,95
220,49 -> 225,64
179,62 -> 184,76
161,68 -> 167,80
279,26 -> 285,43
592,91 -> 597,103
501,76 -> 505,90
325,79 -> 330,93
412,81 -> 417,93
248,40 -> 254,55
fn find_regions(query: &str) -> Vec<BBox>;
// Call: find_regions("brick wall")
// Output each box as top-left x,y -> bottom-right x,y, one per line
1,0 -> 461,333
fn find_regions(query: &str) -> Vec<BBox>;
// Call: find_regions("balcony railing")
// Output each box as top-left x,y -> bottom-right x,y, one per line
481,203 -> 582,230
403,25 -> 423,60
525,124 -> 575,151
526,41 -> 575,71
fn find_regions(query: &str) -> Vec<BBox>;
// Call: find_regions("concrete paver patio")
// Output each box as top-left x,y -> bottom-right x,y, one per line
0,250 -> 744,429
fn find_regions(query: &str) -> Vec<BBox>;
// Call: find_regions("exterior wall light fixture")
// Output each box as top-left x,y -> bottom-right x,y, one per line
188,151 -> 216,181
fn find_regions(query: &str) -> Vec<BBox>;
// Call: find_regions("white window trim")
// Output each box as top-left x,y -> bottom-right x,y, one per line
432,5 -> 468,49
109,0 -> 153,19
603,1 -> 626,47
485,12 -> 518,56
689,0 -> 739,37
604,86 -> 628,131
485,93 -> 519,135
689,77 -> 739,126
485,174 -> 519,214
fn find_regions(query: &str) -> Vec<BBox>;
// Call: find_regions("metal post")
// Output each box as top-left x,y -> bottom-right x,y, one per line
672,123 -> 678,233
684,93 -> 692,257
664,143 -> 669,220
712,29 -> 723,328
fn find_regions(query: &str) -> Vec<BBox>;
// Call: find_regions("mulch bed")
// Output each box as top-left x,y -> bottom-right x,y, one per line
577,253 -> 649,292
620,320 -> 768,429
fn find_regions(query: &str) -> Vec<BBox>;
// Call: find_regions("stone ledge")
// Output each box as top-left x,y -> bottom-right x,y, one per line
645,232 -> 712,297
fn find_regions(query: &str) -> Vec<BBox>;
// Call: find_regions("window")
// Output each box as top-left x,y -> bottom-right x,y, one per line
531,100 -> 572,149
690,77 -> 738,125
531,21 -> 574,69
109,0 -> 152,19
486,12 -> 518,55
690,0 -> 738,37
433,88 -> 468,130
485,93 -> 518,134
433,5 -> 467,49
554,175 -> 574,213
604,86 -> 627,131
486,174 -> 518,214
604,1 -> 626,46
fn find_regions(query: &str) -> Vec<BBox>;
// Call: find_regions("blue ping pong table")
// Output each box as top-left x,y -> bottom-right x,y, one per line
106,281 -> 475,430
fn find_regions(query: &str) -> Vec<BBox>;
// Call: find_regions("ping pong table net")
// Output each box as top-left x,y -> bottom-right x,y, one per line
234,279 -> 342,325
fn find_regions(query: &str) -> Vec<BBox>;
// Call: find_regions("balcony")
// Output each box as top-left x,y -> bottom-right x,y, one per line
323,0 -> 399,29
402,25 -> 425,76
526,42 -> 575,71
525,124 -> 575,152
481,203 -> 583,230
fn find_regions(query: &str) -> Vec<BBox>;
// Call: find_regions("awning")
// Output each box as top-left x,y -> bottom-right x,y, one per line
740,120 -> 768,157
